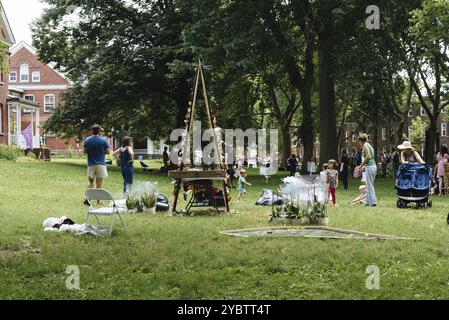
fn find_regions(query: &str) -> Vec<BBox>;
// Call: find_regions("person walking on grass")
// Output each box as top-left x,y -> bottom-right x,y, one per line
236,169 -> 251,202
326,159 -> 339,206
436,145 -> 449,196
113,136 -> 135,194
356,133 -> 377,207
391,147 -> 400,179
84,124 -> 111,190
339,149 -> 349,190
288,154 -> 298,176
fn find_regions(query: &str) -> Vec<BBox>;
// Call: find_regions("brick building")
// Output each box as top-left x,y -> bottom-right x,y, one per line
0,1 -> 15,146
8,41 -> 75,151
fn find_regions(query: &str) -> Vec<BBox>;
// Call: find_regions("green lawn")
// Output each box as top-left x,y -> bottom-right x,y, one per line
1,157 -> 449,299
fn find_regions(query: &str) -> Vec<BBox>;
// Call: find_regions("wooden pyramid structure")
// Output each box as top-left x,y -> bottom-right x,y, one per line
168,61 -> 230,214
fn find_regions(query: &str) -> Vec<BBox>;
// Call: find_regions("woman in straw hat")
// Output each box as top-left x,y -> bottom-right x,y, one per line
397,141 -> 425,164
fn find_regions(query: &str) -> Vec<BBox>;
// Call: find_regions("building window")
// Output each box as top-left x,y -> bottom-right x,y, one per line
391,128 -> 395,140
420,107 -> 426,116
352,134 -> 356,142
9,71 -> 17,82
20,64 -> 29,82
44,94 -> 55,112
382,128 -> 386,141
442,107 -> 446,114
32,71 -> 40,82
408,110 -> 413,117
442,123 -> 447,137
345,131 -> 350,140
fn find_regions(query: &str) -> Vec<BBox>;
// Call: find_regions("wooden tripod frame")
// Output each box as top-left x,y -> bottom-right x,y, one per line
168,61 -> 230,214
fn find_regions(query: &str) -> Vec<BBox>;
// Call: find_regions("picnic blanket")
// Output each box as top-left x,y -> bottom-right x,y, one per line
42,217 -> 109,236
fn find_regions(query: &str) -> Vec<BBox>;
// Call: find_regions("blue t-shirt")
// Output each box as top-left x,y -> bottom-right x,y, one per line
84,135 -> 110,166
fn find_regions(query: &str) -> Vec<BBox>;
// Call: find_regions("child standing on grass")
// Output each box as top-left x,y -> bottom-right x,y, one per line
320,163 -> 329,202
326,159 -> 339,206
237,169 -> 252,202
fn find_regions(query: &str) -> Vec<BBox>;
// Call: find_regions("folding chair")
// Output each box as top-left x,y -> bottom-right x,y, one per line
85,188 -> 127,236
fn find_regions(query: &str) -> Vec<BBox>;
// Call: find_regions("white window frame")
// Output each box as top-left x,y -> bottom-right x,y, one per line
44,94 -> 55,113
382,128 -> 386,141
9,71 -> 17,83
408,110 -> 413,117
32,71 -> 41,83
352,134 -> 356,142
345,131 -> 350,140
442,123 -> 447,137
23,94 -> 35,113
20,64 -> 29,82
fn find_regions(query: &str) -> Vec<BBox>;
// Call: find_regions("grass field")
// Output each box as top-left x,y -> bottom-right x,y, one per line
1,157 -> 449,299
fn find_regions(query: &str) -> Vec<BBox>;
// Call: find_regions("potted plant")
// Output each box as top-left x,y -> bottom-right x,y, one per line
307,202 -> 329,226
142,192 -> 157,213
126,194 -> 139,211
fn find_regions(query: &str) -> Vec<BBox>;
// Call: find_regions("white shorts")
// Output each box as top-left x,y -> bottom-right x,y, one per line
88,165 -> 108,179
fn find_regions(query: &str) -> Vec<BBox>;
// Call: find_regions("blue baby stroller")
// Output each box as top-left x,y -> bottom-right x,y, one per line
396,163 -> 433,209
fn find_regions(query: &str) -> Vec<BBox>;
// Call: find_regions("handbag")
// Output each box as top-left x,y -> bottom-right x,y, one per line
353,166 -> 361,178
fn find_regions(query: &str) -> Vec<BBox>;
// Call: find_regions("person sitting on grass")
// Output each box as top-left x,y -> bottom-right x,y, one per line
351,183 -> 367,205
236,169 -> 252,202
350,171 -> 367,205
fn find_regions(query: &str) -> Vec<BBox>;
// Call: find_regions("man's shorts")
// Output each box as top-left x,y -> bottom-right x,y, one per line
88,165 -> 108,179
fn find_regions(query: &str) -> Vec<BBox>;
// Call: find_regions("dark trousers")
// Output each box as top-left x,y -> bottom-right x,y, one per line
122,168 -> 134,192
381,164 -> 387,177
340,171 -> 348,190
290,167 -> 297,176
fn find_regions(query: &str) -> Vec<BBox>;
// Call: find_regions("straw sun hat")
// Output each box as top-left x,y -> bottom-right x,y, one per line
397,141 -> 415,151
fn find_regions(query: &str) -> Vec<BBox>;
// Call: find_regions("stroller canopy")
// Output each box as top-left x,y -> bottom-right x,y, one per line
396,163 -> 432,191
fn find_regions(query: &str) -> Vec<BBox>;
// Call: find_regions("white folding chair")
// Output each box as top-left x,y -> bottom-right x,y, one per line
85,188 -> 127,236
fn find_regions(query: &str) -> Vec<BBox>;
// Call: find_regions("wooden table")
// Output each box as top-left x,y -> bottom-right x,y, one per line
168,170 -> 230,214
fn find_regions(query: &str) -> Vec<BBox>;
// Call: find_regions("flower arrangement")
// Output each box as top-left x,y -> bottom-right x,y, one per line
126,181 -> 158,213
271,196 -> 328,225
141,191 -> 156,209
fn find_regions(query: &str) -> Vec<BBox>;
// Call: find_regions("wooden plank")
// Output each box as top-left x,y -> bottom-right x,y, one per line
168,170 -> 226,179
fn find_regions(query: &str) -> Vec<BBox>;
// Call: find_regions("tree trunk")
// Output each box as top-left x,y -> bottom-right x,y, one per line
175,77 -> 191,129
281,125 -> 292,168
300,94 -> 314,174
318,7 -> 337,165
425,122 -> 437,164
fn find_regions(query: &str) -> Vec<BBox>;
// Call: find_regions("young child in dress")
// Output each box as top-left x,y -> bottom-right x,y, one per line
326,159 -> 339,206
237,169 -> 252,202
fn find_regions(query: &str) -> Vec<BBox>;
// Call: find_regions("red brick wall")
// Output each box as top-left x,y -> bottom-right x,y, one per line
9,46 -> 76,151
10,47 -> 68,85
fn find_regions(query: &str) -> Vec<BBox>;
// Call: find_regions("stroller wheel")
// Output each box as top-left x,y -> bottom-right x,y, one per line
427,200 -> 432,208
397,200 -> 405,209
447,213 -> 449,225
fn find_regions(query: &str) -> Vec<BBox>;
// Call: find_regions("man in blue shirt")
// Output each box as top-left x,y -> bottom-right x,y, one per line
84,124 -> 111,189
